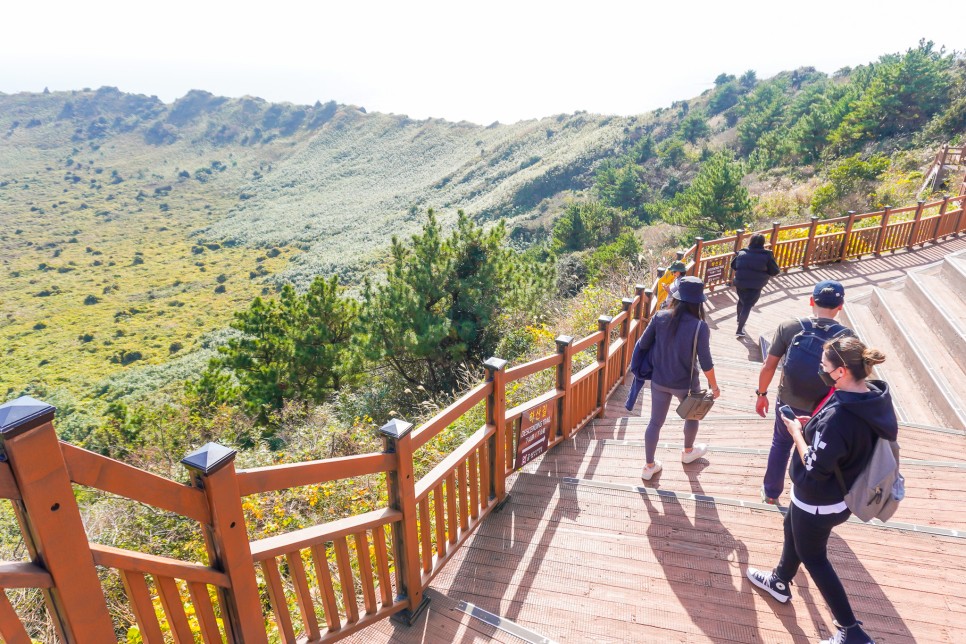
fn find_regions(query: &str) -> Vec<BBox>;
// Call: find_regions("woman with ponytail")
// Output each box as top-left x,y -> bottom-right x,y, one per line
746,336 -> 897,644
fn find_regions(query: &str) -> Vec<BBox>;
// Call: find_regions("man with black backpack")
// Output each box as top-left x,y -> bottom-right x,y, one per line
755,280 -> 853,504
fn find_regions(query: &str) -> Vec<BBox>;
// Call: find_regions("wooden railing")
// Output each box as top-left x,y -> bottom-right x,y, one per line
681,193 -> 966,293
917,143 -> 966,198
0,284 -> 654,643
1,188 -> 963,642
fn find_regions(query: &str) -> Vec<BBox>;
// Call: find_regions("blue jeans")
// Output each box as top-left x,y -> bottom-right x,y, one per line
644,383 -> 700,464
762,401 -> 809,499
775,501 -> 856,627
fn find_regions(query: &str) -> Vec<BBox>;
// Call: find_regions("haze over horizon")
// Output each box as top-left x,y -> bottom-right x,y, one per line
3,0 -> 962,125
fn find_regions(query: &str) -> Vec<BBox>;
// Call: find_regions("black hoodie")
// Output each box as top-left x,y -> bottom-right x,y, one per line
789,380 -> 899,506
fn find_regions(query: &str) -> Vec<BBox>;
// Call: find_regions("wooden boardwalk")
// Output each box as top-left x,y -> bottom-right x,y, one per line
363,238 -> 966,643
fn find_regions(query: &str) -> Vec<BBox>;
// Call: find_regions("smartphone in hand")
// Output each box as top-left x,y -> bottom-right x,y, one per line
779,405 -> 796,420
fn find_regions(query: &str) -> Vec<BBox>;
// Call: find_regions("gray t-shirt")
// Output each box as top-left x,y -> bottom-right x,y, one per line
768,316 -> 849,411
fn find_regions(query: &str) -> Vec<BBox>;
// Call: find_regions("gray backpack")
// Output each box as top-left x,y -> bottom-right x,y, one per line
835,437 -> 904,523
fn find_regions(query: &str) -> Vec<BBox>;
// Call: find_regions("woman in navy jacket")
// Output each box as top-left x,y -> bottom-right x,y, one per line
746,336 -> 896,644
731,233 -> 780,337
636,277 -> 721,481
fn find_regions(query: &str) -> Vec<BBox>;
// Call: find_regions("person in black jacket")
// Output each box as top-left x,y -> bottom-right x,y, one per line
731,233 -> 780,337
746,336 -> 895,644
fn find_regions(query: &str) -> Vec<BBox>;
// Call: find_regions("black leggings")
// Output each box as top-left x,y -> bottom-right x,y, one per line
735,287 -> 762,332
775,501 -> 856,626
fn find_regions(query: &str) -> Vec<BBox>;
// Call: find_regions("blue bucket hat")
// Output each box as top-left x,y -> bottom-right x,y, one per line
673,276 -> 707,303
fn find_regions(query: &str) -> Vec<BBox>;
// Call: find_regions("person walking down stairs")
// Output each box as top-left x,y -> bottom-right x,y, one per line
731,233 -> 780,337
636,277 -> 721,481
755,280 -> 853,504
747,336 -> 895,644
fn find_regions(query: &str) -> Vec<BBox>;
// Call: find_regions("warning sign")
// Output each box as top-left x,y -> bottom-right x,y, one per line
515,400 -> 554,470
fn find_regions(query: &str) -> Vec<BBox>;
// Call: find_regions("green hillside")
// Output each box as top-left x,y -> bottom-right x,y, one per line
0,88 -> 629,407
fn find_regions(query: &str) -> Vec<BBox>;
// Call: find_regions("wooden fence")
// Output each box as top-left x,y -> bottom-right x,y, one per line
0,287 -> 655,643
684,193 -> 966,292
1,191 -> 964,642
917,144 -> 966,198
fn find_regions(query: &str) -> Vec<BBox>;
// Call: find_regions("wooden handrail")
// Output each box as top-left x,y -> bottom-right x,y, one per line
236,452 -> 395,496
0,562 -> 53,589
250,508 -> 402,562
411,381 -> 492,451
61,443 -> 211,524
506,389 -> 562,423
505,353 -> 563,382
90,543 -> 230,587
571,330 -> 604,354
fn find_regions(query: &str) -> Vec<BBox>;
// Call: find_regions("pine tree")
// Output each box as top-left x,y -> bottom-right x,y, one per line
361,210 -> 547,394
200,276 -> 359,421
668,153 -> 752,237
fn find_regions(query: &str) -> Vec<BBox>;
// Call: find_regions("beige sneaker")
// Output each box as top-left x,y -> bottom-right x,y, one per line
641,460 -> 662,481
681,443 -> 708,464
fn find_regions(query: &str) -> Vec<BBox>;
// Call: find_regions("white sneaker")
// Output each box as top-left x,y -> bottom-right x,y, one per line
681,443 -> 708,464
641,460 -> 662,481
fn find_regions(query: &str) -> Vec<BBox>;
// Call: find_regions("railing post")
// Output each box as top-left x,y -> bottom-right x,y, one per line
954,195 -> 966,236
840,211 -> 857,260
769,221 -> 780,248
634,284 -> 647,329
483,357 -> 508,505
936,195 -> 950,239
0,397 -> 115,643
874,206 -> 891,256
691,237 -> 704,277
379,419 -> 430,625
802,217 -> 819,269
182,443 -> 268,644
620,298 -> 634,374
596,316 -> 613,418
907,200 -> 926,250
729,229 -> 745,284
642,289 -> 654,322
556,335 -> 575,439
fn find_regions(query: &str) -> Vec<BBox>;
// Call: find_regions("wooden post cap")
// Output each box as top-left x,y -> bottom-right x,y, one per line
598,315 -> 614,327
483,357 -> 508,373
0,396 -> 56,439
378,418 -> 414,440
181,442 -> 237,475
622,298 -> 634,309
555,335 -> 574,348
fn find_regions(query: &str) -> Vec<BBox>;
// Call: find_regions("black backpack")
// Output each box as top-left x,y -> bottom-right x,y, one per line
781,318 -> 852,407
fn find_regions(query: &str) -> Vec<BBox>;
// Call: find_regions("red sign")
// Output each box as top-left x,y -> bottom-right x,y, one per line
515,400 -> 554,470
704,259 -> 727,283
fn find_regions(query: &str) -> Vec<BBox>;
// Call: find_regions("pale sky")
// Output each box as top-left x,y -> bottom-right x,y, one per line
2,1 -> 961,125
